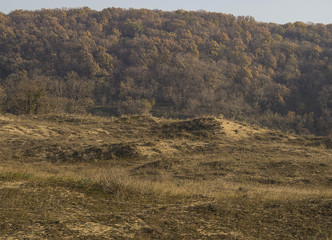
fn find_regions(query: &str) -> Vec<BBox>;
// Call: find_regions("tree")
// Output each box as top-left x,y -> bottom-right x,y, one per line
63,71 -> 94,113
3,71 -> 48,114
0,8 -> 331,134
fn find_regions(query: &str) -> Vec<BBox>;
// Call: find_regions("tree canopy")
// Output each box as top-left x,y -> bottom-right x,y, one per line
0,8 -> 331,135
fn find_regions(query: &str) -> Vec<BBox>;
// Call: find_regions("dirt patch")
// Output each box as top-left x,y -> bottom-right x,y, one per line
323,136 -> 332,149
133,158 -> 180,171
104,143 -> 141,160
19,142 -> 142,162
0,181 -> 26,190
66,222 -> 119,237
158,117 -> 222,138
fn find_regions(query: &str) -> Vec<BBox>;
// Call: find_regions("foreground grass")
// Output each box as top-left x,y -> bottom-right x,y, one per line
0,114 -> 331,239
1,165 -> 331,239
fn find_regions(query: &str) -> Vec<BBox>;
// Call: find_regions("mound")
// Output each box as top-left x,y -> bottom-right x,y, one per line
43,143 -> 141,162
104,143 -> 141,160
158,117 -> 222,138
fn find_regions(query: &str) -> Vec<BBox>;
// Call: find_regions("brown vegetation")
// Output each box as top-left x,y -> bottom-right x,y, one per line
0,114 -> 331,239
0,8 -> 331,134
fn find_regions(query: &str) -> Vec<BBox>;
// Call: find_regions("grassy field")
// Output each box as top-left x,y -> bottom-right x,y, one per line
0,114 -> 331,239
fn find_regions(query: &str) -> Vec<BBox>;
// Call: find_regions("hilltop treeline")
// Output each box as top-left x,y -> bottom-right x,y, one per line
0,7 -> 331,134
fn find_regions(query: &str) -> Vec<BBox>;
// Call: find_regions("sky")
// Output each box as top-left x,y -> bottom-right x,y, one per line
1,0 -> 332,24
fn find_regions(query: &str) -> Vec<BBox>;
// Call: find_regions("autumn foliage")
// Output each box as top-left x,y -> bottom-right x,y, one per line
0,8 -> 331,134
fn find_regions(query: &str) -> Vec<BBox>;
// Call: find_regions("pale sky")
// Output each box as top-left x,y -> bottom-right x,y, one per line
1,0 -> 332,24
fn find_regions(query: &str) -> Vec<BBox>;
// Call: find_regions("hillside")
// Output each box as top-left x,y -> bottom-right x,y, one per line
0,8 -> 331,135
0,114 -> 331,239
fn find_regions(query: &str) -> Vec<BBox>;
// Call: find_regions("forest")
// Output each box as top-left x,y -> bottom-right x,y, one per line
0,7 -> 331,135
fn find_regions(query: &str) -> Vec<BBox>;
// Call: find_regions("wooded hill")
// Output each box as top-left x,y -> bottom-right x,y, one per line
0,7 -> 331,135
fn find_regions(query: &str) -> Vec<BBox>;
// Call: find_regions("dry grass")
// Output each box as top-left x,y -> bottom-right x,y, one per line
0,114 -> 331,239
